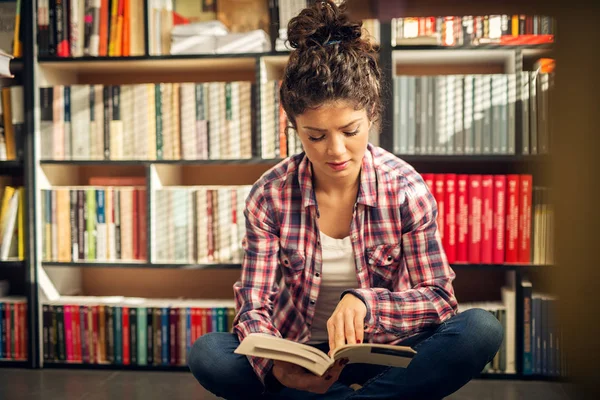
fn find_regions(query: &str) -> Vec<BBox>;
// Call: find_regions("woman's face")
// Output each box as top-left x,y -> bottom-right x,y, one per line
294,100 -> 371,187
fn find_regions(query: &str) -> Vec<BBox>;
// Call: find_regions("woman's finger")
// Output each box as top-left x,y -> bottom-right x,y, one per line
344,309 -> 356,345
334,311 -> 346,351
354,312 -> 364,343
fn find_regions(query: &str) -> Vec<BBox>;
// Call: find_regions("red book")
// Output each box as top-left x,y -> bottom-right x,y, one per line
493,175 -> 507,264
456,175 -> 469,263
444,174 -> 457,263
481,175 -> 494,264
92,306 -> 100,364
13,302 -> 19,360
132,190 -> 139,260
434,175 -> 446,243
170,308 -> 178,365
518,175 -> 533,263
5,303 -> 11,359
122,307 -> 130,365
468,175 -> 482,264
505,175 -> 521,263
20,303 -> 27,360
421,173 -> 435,194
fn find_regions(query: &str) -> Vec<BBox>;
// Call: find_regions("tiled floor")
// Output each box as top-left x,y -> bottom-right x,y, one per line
0,368 -> 577,400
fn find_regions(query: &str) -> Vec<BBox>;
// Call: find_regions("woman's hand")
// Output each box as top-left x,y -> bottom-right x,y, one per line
271,359 -> 347,394
327,293 -> 368,356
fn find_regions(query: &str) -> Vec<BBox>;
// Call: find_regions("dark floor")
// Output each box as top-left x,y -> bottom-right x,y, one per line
0,368 -> 579,400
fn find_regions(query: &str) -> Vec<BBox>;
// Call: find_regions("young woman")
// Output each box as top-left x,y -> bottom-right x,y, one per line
188,2 -> 503,399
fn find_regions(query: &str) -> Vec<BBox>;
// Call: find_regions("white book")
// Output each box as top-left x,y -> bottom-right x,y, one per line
235,333 -> 415,377
70,85 -> 91,159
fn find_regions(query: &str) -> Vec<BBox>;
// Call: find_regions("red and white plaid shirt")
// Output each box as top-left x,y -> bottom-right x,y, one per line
233,144 -> 458,383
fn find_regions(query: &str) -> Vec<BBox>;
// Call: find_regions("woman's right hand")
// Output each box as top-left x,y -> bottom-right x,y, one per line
271,359 -> 347,394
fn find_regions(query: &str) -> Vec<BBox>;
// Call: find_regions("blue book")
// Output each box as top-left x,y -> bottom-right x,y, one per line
186,308 -> 192,357
115,306 -> 122,364
161,307 -> 169,365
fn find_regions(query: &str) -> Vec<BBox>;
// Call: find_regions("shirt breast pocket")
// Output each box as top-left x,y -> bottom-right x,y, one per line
366,244 -> 402,287
279,248 -> 306,280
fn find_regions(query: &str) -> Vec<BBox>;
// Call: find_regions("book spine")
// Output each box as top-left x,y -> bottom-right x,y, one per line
456,174 -> 469,263
468,175 -> 482,264
481,175 -> 494,264
492,175 -> 507,264
505,175 -> 521,263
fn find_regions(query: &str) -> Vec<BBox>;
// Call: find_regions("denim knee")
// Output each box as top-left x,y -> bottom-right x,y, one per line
187,333 -> 229,387
463,308 -> 504,361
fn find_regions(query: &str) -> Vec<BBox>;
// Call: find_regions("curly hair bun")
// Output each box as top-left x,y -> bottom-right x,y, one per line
287,0 -> 362,50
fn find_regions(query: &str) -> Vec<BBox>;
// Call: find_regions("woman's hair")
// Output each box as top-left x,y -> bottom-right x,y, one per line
280,0 -> 382,129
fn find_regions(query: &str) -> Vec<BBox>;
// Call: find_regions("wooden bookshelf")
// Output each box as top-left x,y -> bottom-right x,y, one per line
20,0 -> 561,380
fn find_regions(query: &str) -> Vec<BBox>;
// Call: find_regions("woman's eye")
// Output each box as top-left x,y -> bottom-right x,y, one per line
344,129 -> 359,137
308,135 -> 325,142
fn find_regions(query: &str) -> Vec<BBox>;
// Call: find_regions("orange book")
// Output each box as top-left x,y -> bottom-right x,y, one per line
99,0 -> 110,56
122,0 -> 131,56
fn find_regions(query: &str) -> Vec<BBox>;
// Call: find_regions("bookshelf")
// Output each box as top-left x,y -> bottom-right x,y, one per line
13,0 -> 559,382
0,0 -> 35,369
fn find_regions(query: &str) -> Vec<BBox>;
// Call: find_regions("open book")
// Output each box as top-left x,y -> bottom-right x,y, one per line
235,333 -> 417,377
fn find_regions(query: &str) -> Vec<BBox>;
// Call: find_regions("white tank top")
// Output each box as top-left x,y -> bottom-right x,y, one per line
308,231 -> 360,343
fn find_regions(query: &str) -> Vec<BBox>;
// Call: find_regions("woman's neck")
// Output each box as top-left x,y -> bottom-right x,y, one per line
313,171 -> 360,198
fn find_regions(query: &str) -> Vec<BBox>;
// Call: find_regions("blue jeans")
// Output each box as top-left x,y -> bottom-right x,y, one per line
187,308 -> 503,400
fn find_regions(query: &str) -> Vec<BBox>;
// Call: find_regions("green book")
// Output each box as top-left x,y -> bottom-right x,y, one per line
137,307 -> 147,365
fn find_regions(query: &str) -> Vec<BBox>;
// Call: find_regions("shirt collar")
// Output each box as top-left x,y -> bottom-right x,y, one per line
297,144 -> 379,210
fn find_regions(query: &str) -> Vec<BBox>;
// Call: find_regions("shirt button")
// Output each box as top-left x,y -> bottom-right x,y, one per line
283,259 -> 289,265
315,272 -> 320,277
352,234 -> 357,240
364,324 -> 368,330
387,256 -> 393,261
368,259 -> 374,265
310,299 -> 316,305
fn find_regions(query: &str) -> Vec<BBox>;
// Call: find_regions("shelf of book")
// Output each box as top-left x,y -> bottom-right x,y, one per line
37,55 -> 258,73
39,159 -> 283,166
451,264 -> 551,272
392,44 -> 553,51
40,262 -> 551,272
41,262 -> 243,270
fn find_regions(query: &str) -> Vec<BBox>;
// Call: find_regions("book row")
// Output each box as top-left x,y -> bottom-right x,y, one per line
422,174 -> 551,265
41,183 -> 148,263
459,285 -> 516,374
36,0 -> 145,58
0,297 -> 28,361
392,15 -> 555,47
41,182 -> 254,264
42,297 -> 235,366
0,184 -> 24,261
521,280 -> 565,377
393,72 -> 552,156
0,85 -> 24,161
153,186 -> 251,264
39,81 -> 254,161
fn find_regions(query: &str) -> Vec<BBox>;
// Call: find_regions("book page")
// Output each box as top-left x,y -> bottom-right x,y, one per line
332,343 -> 416,369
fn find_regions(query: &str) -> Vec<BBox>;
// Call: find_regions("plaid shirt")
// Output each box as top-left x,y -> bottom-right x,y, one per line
233,144 -> 458,384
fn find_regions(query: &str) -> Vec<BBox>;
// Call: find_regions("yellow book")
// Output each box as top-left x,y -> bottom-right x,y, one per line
17,186 -> 24,260
0,186 -> 16,231
12,0 -> 22,58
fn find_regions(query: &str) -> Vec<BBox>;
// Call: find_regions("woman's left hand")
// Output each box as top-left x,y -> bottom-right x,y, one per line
327,293 -> 368,356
